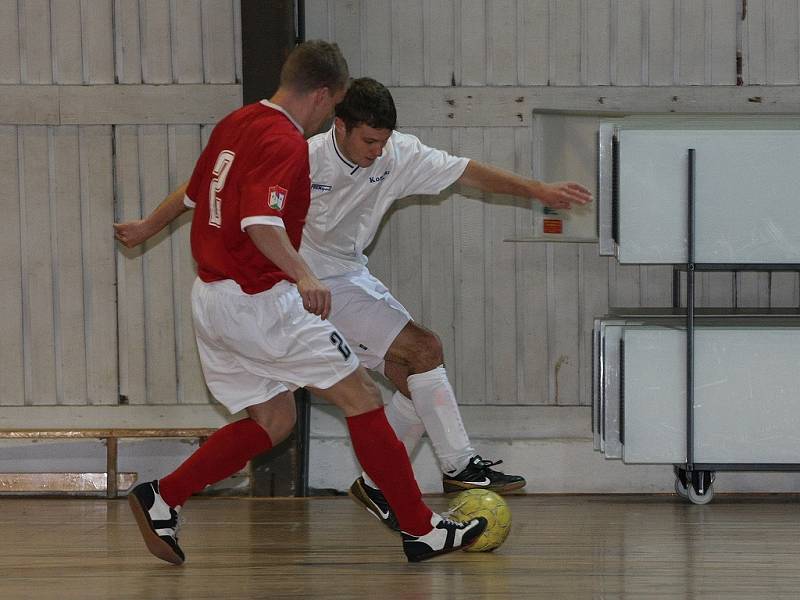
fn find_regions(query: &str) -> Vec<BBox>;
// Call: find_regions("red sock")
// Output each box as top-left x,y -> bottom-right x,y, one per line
347,407 -> 433,535
159,418 -> 272,507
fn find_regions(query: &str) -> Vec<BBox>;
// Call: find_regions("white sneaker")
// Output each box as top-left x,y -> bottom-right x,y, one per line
402,513 -> 487,562
128,480 -> 185,565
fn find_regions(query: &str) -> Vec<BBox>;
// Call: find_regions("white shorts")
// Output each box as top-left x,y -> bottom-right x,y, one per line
325,268 -> 412,372
191,278 -> 359,414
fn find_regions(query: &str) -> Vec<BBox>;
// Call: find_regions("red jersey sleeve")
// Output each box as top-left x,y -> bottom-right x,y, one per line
238,136 -> 310,230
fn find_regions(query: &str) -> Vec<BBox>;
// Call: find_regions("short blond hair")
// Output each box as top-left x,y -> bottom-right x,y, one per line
280,40 -> 349,94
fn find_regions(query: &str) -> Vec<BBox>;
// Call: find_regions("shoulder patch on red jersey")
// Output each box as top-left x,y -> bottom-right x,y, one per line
268,185 -> 288,211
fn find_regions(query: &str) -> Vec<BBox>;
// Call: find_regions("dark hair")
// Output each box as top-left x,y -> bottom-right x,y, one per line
280,40 -> 349,94
335,77 -> 397,131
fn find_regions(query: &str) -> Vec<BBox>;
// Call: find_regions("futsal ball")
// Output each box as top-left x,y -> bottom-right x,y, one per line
447,489 -> 511,552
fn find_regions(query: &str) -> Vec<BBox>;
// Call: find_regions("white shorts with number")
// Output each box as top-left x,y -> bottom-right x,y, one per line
325,268 -> 412,372
191,278 -> 359,414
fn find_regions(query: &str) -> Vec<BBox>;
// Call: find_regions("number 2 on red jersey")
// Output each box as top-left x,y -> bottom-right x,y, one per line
208,150 -> 235,228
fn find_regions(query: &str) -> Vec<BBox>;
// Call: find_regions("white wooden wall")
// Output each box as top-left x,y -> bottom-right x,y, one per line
3,0 -> 800,416
306,0 -> 800,408
0,0 -> 241,409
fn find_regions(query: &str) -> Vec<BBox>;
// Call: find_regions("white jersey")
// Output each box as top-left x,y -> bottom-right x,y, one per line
300,128 -> 469,278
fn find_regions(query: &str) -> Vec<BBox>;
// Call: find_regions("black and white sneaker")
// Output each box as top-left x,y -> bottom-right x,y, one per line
128,480 -> 185,565
442,455 -> 526,494
402,513 -> 487,562
348,477 -> 400,532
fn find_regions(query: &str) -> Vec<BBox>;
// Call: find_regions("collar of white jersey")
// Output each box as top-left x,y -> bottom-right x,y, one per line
259,100 -> 304,135
329,128 -> 360,176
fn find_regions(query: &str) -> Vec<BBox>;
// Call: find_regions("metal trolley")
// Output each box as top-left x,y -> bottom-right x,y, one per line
672,149 -> 800,504
594,121 -> 800,504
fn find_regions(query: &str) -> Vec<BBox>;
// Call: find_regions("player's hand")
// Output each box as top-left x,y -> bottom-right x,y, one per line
296,275 -> 331,320
114,220 -> 153,248
536,181 -> 593,210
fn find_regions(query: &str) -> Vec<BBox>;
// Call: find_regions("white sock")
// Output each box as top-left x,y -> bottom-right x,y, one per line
407,365 -> 474,475
362,391 -> 426,489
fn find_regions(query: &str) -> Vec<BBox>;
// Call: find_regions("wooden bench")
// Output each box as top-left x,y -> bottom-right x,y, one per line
0,428 -> 216,498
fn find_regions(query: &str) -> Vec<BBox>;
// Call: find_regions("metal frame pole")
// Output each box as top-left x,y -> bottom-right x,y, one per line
686,148 -> 696,473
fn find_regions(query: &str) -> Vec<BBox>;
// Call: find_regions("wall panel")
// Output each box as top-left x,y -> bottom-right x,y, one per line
172,0 -> 205,83
484,128 -> 519,404
115,125 -> 147,406
139,125 -> 178,404
677,0 -> 707,84
707,0 -> 737,85
583,0 -> 611,85
459,0 -> 487,85
646,0 -> 676,84
736,272 -> 771,307
548,244 -> 581,405
698,272 -> 735,307
0,2 -> 21,83
0,127 -> 25,406
425,0 -> 455,85
82,0 -> 115,83
640,266 -> 674,307
612,0 -> 645,85
771,272 -> 800,307
51,126 -> 88,405
392,0 -> 425,85
20,0 -> 53,83
304,0 -> 332,41
488,0 -> 519,85
518,0 -> 550,85
332,0 -> 362,77
452,128 -> 488,404
139,0 -> 173,84
513,127 -> 548,405
201,0 -> 237,83
767,0 -> 800,84
363,0 -> 393,83
550,0 -> 581,85
51,0 -> 83,84
114,0 -> 143,84
20,126 -> 57,406
79,126 -> 117,405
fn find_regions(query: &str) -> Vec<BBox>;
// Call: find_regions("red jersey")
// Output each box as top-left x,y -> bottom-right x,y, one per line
186,101 -> 310,294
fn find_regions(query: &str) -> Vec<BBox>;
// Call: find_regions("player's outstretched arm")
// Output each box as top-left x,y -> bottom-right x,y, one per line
246,224 -> 332,320
113,180 -> 192,248
457,160 -> 592,210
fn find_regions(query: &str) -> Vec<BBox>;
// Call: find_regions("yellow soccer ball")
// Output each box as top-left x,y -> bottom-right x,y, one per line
447,489 -> 511,552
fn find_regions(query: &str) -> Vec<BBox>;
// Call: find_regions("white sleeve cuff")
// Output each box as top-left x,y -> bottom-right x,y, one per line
183,194 -> 196,208
241,215 -> 285,231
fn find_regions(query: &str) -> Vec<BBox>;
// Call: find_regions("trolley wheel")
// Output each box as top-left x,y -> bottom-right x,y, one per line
687,483 -> 714,505
673,466 -> 689,498
687,470 -> 715,505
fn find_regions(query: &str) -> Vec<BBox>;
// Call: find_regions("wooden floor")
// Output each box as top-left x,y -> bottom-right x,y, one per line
2,494 -> 800,599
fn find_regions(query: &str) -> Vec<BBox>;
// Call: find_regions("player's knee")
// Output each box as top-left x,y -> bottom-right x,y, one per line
264,408 -> 296,444
345,373 -> 382,413
315,368 -> 383,416
247,393 -> 297,444
339,369 -> 383,415
409,330 -> 444,373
